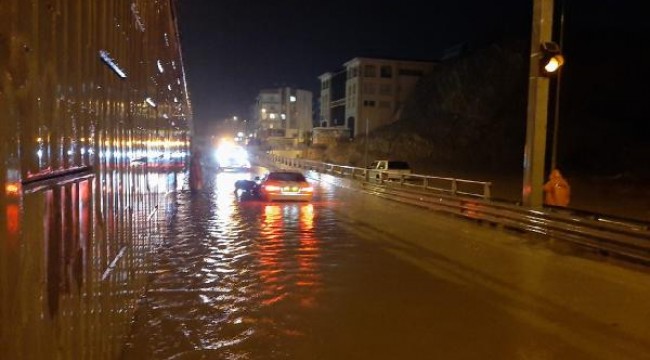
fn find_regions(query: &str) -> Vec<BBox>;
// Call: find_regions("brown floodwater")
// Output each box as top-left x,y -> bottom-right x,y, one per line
120,167 -> 650,360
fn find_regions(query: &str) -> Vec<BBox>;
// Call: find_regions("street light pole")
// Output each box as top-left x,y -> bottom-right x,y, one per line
522,0 -> 555,207
550,0 -> 565,170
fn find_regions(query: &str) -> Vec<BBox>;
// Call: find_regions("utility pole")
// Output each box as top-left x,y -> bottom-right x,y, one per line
522,0 -> 555,207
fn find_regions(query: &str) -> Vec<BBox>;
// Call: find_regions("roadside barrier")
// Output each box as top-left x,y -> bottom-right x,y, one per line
263,153 -> 650,264
267,154 -> 493,199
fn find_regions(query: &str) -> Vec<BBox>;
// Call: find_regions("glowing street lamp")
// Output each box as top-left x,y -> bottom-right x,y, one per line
540,41 -> 565,76
544,56 -> 563,73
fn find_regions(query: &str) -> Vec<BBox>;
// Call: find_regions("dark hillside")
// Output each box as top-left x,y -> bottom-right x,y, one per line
319,39 -> 530,177
392,39 -> 529,172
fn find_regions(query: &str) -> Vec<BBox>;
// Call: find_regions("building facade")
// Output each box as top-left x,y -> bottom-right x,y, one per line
255,87 -> 313,145
0,0 -> 191,358
318,57 -> 435,138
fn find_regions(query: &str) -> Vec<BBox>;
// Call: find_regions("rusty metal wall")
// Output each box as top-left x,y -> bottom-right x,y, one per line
0,1 -> 191,358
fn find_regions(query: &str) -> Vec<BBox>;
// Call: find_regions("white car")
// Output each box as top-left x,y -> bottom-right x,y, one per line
258,171 -> 313,202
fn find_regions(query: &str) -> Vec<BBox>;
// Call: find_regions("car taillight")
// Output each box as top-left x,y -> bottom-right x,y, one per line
301,186 -> 314,193
264,185 -> 281,192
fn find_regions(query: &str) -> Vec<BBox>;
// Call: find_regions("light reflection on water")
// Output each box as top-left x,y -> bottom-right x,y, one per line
121,169 -> 336,359
118,167 -> 609,359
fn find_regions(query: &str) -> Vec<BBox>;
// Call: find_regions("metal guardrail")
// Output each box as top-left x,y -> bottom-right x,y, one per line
268,154 -> 493,200
264,153 -> 650,264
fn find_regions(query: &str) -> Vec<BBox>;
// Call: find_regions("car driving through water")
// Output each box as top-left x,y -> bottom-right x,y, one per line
258,171 -> 313,202
214,141 -> 251,171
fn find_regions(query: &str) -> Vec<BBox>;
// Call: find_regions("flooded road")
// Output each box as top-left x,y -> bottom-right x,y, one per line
121,166 -> 650,359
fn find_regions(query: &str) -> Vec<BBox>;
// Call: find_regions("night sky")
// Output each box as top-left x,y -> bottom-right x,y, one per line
176,0 -> 531,128
176,0 -> 648,142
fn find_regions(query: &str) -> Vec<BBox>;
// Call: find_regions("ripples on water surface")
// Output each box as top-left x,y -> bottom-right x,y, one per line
122,170 -> 361,359
122,167 -> 640,360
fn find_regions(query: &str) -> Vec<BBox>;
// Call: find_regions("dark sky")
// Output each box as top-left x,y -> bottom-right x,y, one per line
176,0 -> 648,139
176,0 -> 532,129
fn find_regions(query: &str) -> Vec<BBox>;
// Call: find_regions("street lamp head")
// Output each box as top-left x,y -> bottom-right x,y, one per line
544,55 -> 564,73
540,41 -> 565,76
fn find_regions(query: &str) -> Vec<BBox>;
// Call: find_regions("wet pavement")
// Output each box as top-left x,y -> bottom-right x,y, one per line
121,166 -> 650,360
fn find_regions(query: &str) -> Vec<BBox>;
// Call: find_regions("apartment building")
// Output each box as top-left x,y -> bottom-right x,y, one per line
255,87 -> 313,144
318,57 -> 435,138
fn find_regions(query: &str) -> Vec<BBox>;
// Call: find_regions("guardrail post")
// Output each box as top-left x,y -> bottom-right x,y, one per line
423,177 -> 428,189
451,179 -> 458,195
484,182 -> 492,200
